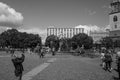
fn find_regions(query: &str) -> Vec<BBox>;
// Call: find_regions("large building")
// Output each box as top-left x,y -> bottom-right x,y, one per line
47,28 -> 84,38
89,31 -> 109,43
109,0 -> 120,38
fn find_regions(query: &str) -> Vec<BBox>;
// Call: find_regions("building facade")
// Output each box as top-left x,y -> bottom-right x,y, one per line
47,28 -> 84,38
109,0 -> 120,37
89,31 -> 109,43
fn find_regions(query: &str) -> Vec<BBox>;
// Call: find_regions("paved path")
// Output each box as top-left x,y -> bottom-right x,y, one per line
28,55 -> 118,80
22,58 -> 57,80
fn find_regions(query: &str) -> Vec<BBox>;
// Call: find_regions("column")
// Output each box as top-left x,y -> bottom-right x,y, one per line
55,28 -> 57,36
61,28 -> 63,38
70,28 -> 72,38
82,28 -> 84,33
63,28 -> 65,38
47,28 -> 48,36
65,28 -> 67,38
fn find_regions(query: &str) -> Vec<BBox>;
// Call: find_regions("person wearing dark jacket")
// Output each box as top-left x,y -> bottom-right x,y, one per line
104,50 -> 113,72
11,53 -> 25,80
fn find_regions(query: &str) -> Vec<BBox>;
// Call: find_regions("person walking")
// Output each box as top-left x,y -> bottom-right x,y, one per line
11,52 -> 25,80
104,50 -> 113,72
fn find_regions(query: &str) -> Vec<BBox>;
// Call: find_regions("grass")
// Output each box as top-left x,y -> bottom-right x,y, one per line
0,51 -> 49,80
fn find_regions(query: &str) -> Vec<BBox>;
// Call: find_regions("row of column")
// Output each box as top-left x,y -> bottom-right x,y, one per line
47,28 -> 84,38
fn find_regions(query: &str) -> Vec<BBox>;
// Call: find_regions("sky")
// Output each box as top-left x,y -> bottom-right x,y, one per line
0,0 -> 111,42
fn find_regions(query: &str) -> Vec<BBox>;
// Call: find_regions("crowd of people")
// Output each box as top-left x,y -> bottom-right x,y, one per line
8,44 -> 120,80
100,47 -> 120,79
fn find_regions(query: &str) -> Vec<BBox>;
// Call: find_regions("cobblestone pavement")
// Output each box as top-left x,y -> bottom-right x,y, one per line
32,54 -> 119,80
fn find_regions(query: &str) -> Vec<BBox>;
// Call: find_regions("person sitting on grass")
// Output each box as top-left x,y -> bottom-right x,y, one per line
11,52 -> 25,80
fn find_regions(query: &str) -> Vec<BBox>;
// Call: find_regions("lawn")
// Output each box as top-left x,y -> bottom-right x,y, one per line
0,51 -> 49,80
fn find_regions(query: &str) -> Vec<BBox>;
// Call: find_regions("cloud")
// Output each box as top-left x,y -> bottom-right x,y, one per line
0,26 -> 11,33
104,25 -> 111,30
19,28 -> 47,43
0,2 -> 23,28
75,25 -> 105,34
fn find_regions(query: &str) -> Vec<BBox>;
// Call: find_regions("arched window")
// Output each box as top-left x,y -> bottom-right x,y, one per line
113,15 -> 118,22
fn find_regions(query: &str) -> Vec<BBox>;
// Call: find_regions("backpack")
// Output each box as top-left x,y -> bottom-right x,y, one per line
105,53 -> 112,62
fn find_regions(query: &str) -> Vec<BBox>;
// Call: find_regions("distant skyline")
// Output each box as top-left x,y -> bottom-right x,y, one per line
0,0 -> 111,41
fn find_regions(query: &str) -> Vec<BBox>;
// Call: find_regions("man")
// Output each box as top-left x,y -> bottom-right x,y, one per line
11,52 -> 25,80
116,50 -> 120,79
104,50 -> 113,72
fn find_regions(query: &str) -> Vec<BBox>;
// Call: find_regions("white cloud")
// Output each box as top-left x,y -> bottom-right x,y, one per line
104,25 -> 111,30
0,26 -> 11,33
0,2 -> 23,28
75,25 -> 105,34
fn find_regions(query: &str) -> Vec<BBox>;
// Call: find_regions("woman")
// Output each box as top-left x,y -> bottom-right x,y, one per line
11,52 -> 25,80
100,51 -> 105,69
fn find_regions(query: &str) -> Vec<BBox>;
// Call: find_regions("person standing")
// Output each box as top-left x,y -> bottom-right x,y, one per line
100,51 -> 105,69
52,47 -> 55,56
11,52 -> 25,80
116,50 -> 120,79
104,50 -> 113,72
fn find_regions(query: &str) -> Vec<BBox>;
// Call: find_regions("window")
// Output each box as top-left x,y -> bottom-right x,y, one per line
113,15 -> 118,22
115,24 -> 117,28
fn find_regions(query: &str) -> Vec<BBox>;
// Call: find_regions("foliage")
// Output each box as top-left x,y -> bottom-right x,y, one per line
72,33 -> 93,49
45,35 -> 59,51
114,39 -> 120,47
59,38 -> 72,51
100,37 -> 113,49
0,29 -> 41,49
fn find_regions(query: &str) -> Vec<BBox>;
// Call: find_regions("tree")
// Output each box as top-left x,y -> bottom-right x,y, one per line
72,33 -> 93,49
100,37 -> 113,49
0,29 -> 42,49
45,35 -> 59,51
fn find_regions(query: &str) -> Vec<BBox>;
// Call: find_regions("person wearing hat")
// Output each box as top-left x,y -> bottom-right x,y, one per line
11,52 -> 25,80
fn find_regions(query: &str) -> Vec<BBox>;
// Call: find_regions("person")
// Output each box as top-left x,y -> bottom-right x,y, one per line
52,47 -> 55,56
40,47 -> 45,58
104,50 -> 113,72
100,50 -> 105,69
11,52 -> 25,80
116,50 -> 120,79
